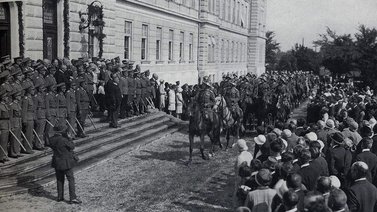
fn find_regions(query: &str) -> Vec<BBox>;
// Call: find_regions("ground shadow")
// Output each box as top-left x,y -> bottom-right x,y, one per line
171,170 -> 235,212
16,175 -> 57,201
133,150 -> 188,162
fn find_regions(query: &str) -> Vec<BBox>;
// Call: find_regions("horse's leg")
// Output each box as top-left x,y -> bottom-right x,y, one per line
225,129 -> 230,150
188,133 -> 194,165
200,134 -> 208,160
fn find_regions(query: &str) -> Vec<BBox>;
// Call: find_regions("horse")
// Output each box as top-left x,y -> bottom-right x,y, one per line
214,95 -> 244,149
188,104 -> 221,164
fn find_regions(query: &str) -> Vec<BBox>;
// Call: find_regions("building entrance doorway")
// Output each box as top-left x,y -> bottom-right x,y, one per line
0,3 -> 11,58
43,0 -> 58,61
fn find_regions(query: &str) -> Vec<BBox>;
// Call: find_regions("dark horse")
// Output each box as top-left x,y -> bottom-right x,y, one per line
188,105 -> 221,164
215,96 -> 243,149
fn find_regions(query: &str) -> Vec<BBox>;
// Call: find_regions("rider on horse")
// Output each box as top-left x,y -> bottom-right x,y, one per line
224,80 -> 242,119
195,76 -> 216,122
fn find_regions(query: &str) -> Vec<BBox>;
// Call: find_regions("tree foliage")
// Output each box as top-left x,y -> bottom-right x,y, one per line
265,31 -> 281,71
314,25 -> 377,86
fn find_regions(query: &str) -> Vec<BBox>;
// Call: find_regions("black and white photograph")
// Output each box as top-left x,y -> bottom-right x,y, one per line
0,0 -> 376,211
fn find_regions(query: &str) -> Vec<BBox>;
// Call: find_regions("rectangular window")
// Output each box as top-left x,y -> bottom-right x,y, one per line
191,0 -> 195,8
179,31 -> 184,62
141,24 -> 148,60
189,33 -> 193,61
232,0 -> 237,23
124,21 -> 132,59
168,29 -> 174,61
237,2 -> 240,25
156,27 -> 162,60
88,30 -> 94,58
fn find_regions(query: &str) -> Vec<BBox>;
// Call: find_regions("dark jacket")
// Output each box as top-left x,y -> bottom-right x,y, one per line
311,156 -> 329,177
347,179 -> 377,212
297,164 -> 320,191
356,150 -> 377,186
49,133 -> 76,170
327,145 -> 352,178
105,80 -> 122,110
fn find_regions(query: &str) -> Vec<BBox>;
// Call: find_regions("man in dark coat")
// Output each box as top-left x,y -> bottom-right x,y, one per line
326,132 -> 353,188
355,137 -> 377,187
105,73 -> 122,128
49,124 -> 81,204
297,149 -> 320,191
347,161 -> 377,212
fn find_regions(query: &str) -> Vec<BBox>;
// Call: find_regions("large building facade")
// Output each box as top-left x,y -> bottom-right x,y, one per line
0,0 -> 266,84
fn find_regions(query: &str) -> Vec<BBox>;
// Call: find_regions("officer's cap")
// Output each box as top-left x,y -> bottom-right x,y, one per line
0,88 -> 7,97
1,55 -> 11,66
0,70 -> 10,79
56,82 -> 66,88
21,57 -> 31,64
23,68 -> 33,75
13,56 -> 23,63
10,66 -> 22,76
77,77 -> 86,83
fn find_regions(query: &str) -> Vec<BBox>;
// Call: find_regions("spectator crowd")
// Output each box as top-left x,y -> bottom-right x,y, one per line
233,78 -> 377,212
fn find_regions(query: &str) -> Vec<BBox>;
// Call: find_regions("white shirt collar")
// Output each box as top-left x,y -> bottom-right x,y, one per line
362,149 -> 370,152
301,163 -> 310,168
285,208 -> 298,212
355,177 -> 367,182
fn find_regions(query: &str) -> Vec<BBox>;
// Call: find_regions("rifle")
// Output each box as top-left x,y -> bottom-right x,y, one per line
75,117 -> 85,133
9,130 -> 26,152
66,119 -> 77,136
87,112 -> 97,130
21,131 -> 33,150
46,119 -> 55,127
32,129 -> 44,147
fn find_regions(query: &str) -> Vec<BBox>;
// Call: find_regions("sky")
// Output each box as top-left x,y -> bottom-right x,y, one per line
266,0 -> 377,51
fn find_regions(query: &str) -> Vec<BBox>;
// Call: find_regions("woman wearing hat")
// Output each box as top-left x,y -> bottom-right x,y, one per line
176,87 -> 183,119
168,85 -> 176,115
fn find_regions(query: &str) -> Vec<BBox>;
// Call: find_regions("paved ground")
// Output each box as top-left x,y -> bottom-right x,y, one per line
0,103 -> 308,212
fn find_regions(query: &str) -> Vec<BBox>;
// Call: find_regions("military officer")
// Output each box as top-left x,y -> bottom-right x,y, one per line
8,90 -> 23,158
105,73 -> 122,128
56,83 -> 68,128
224,80 -> 242,118
32,79 -> 46,150
76,78 -> 90,138
21,83 -> 35,154
44,81 -> 57,146
85,66 -> 96,110
196,76 -> 216,111
66,80 -> 78,139
134,71 -> 142,115
119,69 -> 129,119
0,71 -> 10,162
127,69 -> 136,117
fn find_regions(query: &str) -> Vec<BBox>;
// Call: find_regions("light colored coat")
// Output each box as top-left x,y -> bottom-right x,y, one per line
168,89 -> 176,111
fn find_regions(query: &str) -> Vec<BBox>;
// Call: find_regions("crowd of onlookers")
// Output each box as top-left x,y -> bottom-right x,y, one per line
233,80 -> 377,212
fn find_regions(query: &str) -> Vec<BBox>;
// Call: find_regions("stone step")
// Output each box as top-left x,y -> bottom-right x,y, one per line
0,112 -> 165,171
0,122 -> 180,197
0,116 -> 171,179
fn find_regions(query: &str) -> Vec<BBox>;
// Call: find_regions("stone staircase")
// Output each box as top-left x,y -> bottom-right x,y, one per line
0,111 -> 182,197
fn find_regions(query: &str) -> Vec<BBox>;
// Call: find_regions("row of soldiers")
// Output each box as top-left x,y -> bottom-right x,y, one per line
0,56 -> 92,163
0,55 -> 163,163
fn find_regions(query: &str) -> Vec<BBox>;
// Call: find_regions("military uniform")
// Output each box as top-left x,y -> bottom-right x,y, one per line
134,75 -> 142,115
66,84 -> 77,138
56,83 -> 68,128
8,94 -> 22,158
33,88 -> 46,149
21,86 -> 34,153
45,88 -> 57,144
0,89 -> 10,162
119,73 -> 129,118
127,71 -> 136,116
140,75 -> 147,113
76,79 -> 90,137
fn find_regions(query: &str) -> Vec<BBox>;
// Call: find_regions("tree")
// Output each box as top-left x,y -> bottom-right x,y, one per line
354,25 -> 377,86
292,44 -> 322,73
265,31 -> 280,71
314,27 -> 359,76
